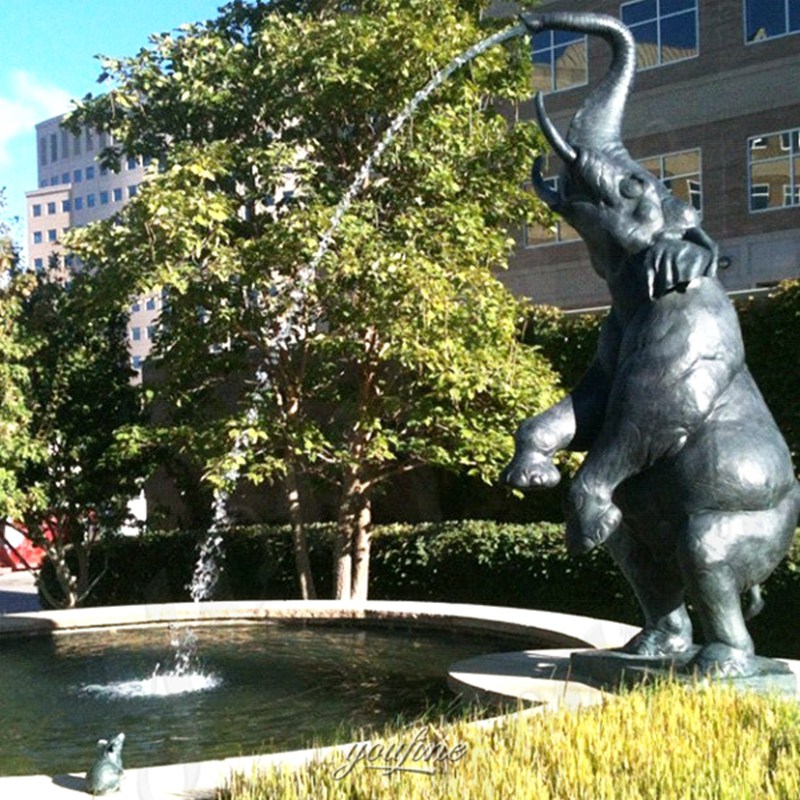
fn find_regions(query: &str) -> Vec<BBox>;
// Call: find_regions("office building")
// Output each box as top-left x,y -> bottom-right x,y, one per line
25,114 -> 161,374
491,0 -> 800,309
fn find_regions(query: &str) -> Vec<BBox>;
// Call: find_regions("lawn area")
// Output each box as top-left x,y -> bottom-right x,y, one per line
221,680 -> 800,800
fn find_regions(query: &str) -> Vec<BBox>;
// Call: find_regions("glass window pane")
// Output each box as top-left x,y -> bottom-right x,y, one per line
638,156 -> 662,175
554,40 -> 587,90
661,0 -> 695,14
622,0 -> 657,26
664,149 -> 699,177
745,0 -> 787,41
559,221 -> 581,242
525,222 -> 557,246
790,0 -> 800,32
660,12 -> 697,61
750,157 -> 791,210
632,21 -> 660,68
750,133 -> 786,160
554,29 -> 583,46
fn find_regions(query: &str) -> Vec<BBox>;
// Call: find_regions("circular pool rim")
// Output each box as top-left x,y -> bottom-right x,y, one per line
0,600 -> 639,799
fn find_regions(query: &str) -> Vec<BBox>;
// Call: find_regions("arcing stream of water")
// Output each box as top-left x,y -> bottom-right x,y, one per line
81,22 -> 530,702
209,22 -> 528,529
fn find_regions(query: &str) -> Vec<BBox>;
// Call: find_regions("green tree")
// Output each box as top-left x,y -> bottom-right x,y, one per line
68,0 -> 559,600
0,270 -> 144,607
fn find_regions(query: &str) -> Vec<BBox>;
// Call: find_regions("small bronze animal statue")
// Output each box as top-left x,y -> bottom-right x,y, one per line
85,732 -> 125,796
504,11 -> 800,678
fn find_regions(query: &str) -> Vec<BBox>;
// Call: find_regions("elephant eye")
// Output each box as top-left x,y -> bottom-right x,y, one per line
619,177 -> 644,199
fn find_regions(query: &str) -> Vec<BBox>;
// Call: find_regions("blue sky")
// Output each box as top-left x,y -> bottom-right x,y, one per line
0,0 -> 225,242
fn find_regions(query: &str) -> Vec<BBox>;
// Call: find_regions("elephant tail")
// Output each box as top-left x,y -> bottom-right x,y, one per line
743,584 -> 764,621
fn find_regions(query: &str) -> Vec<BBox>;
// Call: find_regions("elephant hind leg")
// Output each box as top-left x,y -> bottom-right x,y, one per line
679,494 -> 798,677
605,527 -> 693,656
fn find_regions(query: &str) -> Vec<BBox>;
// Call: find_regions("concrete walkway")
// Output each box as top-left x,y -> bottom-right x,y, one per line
0,569 -> 40,613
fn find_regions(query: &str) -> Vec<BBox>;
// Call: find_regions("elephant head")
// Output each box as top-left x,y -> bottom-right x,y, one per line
521,12 -> 713,291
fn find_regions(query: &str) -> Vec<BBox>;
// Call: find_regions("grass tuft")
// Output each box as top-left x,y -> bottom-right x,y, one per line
219,680 -> 800,799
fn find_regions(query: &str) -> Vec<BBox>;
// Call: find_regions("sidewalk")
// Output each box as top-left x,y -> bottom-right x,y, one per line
0,569 -> 41,613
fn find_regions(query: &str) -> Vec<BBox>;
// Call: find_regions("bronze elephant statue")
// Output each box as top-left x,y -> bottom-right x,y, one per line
504,12 -> 799,678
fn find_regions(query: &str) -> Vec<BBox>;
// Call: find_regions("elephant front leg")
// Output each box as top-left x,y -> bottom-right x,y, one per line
564,416 -> 647,553
502,397 -> 575,490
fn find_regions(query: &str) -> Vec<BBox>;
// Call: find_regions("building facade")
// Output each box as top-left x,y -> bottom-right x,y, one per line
25,114 -> 161,375
492,0 -> 800,309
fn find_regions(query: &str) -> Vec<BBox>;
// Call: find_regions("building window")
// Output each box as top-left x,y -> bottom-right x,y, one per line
40,179 -> 48,188
51,175 -> 59,186
60,129 -> 70,159
47,201 -> 56,215
749,126 -> 800,211
131,301 -> 141,313
638,148 -> 703,212
39,137 -> 47,166
621,0 -> 698,69
73,169 -> 82,183
100,190 -> 109,205
87,194 -> 96,208
74,196 -> 83,211
145,297 -> 157,311
32,204 -> 42,217
86,129 -> 94,151
50,133 -> 58,162
146,325 -> 157,340
126,156 -> 138,170
73,132 -> 81,156
530,30 -> 587,93
33,231 -> 43,244
745,0 -> 800,42
113,187 -> 123,202
131,327 -> 142,341
523,174 -> 581,247
86,165 -> 95,180
47,229 -> 57,242
128,185 -> 138,198
34,258 -> 44,271
132,356 -> 142,370
62,199 -> 71,213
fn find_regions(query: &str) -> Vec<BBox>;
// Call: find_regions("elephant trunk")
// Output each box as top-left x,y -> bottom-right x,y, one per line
521,11 -> 637,158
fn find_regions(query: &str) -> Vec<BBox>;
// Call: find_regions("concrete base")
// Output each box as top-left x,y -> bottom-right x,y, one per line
448,646 -> 800,712
570,647 -> 797,696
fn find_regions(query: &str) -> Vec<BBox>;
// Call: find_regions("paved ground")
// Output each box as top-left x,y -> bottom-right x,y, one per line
0,569 -> 41,613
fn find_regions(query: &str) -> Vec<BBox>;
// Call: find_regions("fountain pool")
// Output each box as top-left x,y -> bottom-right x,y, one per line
0,616 -> 538,777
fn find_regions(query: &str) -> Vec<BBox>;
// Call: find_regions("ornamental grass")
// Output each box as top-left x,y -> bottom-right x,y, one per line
220,680 -> 800,800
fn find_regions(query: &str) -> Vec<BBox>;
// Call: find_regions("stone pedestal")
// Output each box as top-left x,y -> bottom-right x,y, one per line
570,648 -> 797,696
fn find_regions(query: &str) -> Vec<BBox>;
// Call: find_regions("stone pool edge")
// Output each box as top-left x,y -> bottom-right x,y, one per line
0,600 -> 639,799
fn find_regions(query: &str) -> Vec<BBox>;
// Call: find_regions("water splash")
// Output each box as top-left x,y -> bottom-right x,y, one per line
80,626 -> 221,698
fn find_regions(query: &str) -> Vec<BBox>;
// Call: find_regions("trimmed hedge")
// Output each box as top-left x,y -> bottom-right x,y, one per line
39,521 -> 799,658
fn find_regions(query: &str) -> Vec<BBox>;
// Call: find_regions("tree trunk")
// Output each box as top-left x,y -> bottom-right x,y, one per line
334,499 -> 353,600
335,474 -> 372,602
285,464 -> 317,600
350,497 -> 371,602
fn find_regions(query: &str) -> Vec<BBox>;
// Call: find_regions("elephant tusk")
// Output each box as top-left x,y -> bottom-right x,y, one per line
535,92 -> 578,164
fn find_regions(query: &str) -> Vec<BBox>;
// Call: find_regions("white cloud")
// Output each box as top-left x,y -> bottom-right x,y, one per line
0,71 -> 71,165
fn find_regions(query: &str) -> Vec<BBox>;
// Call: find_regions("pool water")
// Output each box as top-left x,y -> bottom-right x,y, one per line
0,622 -> 533,776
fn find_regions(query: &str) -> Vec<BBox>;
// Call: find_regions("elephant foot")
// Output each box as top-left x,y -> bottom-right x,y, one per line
621,628 -> 693,658
690,643 -> 758,679
565,491 -> 622,554
502,452 -> 561,490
